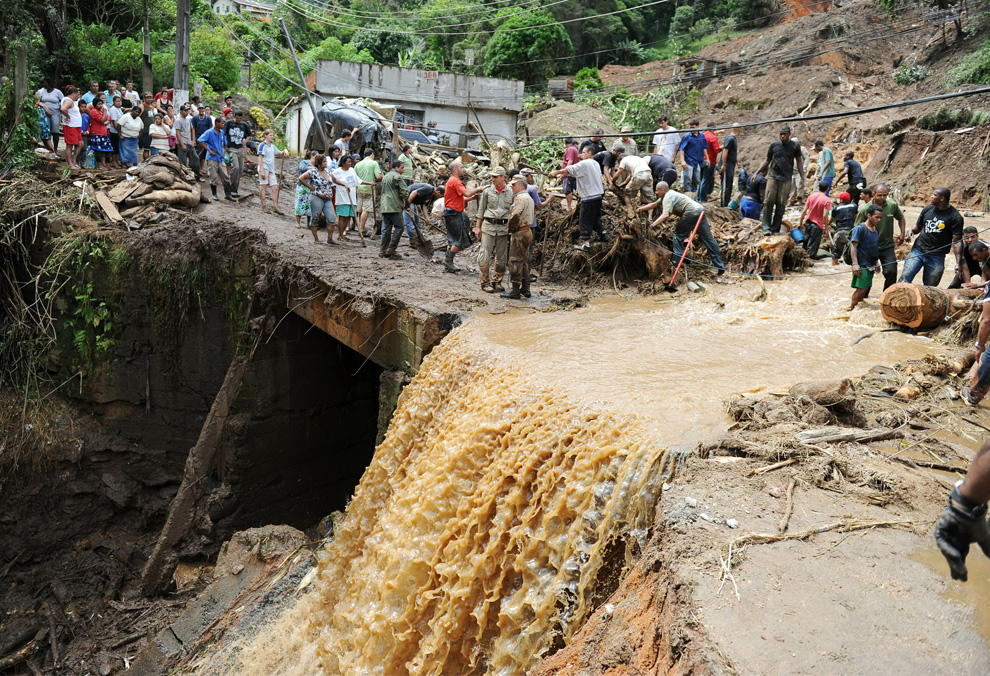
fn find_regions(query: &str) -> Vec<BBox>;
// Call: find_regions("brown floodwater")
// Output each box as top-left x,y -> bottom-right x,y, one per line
470,273 -> 937,447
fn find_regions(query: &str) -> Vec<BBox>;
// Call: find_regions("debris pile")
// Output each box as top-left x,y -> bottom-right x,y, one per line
97,153 -> 203,228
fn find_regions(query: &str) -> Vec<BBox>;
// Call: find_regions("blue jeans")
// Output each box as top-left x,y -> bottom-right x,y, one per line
309,194 -> 336,226
681,164 -> 703,193
899,249 -> 945,286
819,175 -> 834,195
696,163 -> 716,202
673,212 -> 725,272
740,196 -> 762,220
397,210 -> 418,238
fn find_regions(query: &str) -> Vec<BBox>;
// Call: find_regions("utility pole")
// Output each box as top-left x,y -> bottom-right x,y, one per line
173,0 -> 191,110
279,18 -> 328,153
142,0 -> 153,94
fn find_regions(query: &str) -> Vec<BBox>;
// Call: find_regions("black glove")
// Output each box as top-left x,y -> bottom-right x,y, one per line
934,485 -> 990,581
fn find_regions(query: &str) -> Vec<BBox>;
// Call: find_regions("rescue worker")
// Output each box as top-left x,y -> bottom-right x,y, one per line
475,166 -> 515,292
379,159 -> 408,260
638,181 -> 726,277
501,175 -> 536,300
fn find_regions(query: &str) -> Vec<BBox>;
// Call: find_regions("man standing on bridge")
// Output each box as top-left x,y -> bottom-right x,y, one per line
442,159 -> 482,273
197,116 -> 233,202
900,187 -> 964,287
855,183 -> 905,290
755,125 -> 803,236
475,166 -> 515,293
717,123 -> 739,208
639,181 -> 725,277
379,159 -> 408,260
355,148 -> 382,238
501,175 -> 536,300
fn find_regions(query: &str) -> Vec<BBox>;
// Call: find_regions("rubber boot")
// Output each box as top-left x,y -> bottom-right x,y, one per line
224,186 -> 235,202
443,249 -> 460,273
501,285 -> 522,299
211,185 -> 217,199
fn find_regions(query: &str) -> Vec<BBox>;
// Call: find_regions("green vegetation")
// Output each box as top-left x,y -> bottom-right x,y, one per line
483,10 -> 573,83
917,105 -> 990,130
893,64 -> 932,85
573,67 -> 605,92
953,39 -> 990,85
0,81 -> 41,171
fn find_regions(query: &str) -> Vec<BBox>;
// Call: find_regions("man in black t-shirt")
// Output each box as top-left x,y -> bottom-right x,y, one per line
948,226 -> 987,288
834,151 -> 866,205
755,125 -> 803,235
592,146 -> 623,186
223,110 -> 253,197
580,129 -> 607,156
830,191 -> 859,266
646,154 -> 677,187
717,123 -> 740,207
740,171 -> 766,220
900,187 -> 965,286
404,182 -> 445,246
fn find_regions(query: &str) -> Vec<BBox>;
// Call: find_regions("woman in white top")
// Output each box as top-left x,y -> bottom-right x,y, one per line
107,96 -> 124,168
148,113 -> 171,155
257,129 -> 288,215
332,154 -> 363,240
37,78 -> 64,152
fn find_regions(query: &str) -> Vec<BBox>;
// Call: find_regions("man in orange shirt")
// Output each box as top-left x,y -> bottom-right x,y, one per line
442,159 -> 482,273
696,120 -> 721,203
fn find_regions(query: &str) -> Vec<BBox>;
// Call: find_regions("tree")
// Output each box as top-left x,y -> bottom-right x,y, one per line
669,5 -> 695,41
353,26 -> 414,65
483,9 -> 573,84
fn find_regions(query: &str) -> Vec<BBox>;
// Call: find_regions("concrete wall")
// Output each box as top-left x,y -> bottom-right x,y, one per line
285,100 -> 314,156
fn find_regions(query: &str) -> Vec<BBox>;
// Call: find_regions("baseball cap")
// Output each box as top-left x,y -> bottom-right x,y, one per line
620,126 -> 632,133
492,166 -> 507,176
180,103 -> 190,111
838,192 -> 851,202
511,175 -> 527,185
223,107 -> 232,115
520,168 -> 535,176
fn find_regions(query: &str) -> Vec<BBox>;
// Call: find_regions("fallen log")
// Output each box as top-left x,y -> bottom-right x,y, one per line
758,235 -> 795,279
789,378 -> 856,412
795,427 -> 901,445
880,283 -> 950,330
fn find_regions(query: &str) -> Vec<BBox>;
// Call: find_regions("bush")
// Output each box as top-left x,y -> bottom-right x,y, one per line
954,38 -> 990,85
691,18 -> 714,40
669,6 -> 695,40
574,67 -> 604,91
917,105 -> 990,130
893,64 -> 932,85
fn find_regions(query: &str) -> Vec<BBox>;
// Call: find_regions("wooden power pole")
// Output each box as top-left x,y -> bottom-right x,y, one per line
142,0 -> 153,94
279,18 -> 328,153
173,0 -> 191,110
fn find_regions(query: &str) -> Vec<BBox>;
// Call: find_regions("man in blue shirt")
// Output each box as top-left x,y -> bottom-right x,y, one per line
676,119 -> 708,197
197,117 -> 233,201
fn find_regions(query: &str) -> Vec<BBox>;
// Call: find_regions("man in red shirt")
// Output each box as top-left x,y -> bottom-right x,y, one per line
798,180 -> 833,259
696,120 -> 721,203
561,138 -> 580,212
442,159 -> 482,273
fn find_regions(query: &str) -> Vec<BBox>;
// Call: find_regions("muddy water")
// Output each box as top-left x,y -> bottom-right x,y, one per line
472,275 -> 935,447
913,547 -> 990,643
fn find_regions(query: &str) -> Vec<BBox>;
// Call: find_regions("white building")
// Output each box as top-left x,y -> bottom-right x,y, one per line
283,60 -> 524,155
211,0 -> 275,20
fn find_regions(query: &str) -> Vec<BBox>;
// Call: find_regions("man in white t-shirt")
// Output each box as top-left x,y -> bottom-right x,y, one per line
123,82 -> 140,106
549,145 -> 605,251
652,114 -> 678,162
173,104 -> 200,180
615,151 -> 655,214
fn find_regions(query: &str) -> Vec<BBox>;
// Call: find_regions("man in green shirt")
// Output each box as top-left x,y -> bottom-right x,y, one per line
638,181 -> 726,277
814,140 -> 835,195
355,148 -> 382,237
398,144 -> 415,185
853,183 -> 905,290
379,160 -> 409,260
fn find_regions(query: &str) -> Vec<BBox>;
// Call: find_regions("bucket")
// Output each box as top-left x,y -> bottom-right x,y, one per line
728,199 -> 739,211
790,227 -> 805,243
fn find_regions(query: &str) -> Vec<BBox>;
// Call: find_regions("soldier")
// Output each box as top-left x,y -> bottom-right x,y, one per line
474,166 -> 515,293
502,175 -> 536,299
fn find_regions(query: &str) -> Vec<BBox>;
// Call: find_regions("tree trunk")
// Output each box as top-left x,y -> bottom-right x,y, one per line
880,282 -> 950,330
789,378 -> 857,412
34,0 -> 68,83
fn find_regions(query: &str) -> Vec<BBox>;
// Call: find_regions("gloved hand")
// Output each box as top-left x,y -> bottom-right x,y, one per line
934,485 -> 990,581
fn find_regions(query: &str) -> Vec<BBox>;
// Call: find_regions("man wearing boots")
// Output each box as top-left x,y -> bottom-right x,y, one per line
442,159 -> 482,273
405,182 -> 444,248
197,116 -> 233,201
501,175 -> 536,299
475,166 -> 514,293
379,159 -> 408,260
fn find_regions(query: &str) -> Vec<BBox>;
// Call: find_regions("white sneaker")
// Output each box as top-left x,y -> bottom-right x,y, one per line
574,242 -> 590,252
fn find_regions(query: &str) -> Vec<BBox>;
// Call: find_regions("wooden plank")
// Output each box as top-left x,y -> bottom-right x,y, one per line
95,191 -> 124,222
106,179 -> 141,203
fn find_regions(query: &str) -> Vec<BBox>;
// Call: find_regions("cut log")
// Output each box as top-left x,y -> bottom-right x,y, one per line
106,179 -> 141,203
94,191 -> 123,222
795,427 -> 901,445
758,235 -> 795,279
951,349 -> 980,375
880,282 -> 950,330
789,378 -> 857,412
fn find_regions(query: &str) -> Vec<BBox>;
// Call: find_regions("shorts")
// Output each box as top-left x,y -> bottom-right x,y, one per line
563,176 -> 576,195
139,132 -> 152,149
357,193 -> 375,213
851,268 -> 874,290
63,126 -> 82,146
336,205 -> 355,218
443,209 -> 471,248
259,172 -> 278,186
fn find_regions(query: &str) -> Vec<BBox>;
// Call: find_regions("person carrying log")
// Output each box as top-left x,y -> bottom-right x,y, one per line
950,229 -> 990,289
848,204 -> 882,311
501,175 -> 536,300
899,187 -> 965,287
639,181 -> 725,276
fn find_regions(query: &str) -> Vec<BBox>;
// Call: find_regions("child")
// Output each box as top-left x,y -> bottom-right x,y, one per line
78,101 -> 90,167
848,204 -> 883,311
87,98 -> 113,170
257,129 -> 288,214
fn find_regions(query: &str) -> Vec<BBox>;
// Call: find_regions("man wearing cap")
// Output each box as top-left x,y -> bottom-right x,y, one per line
173,104 -> 200,180
502,175 -> 537,299
520,168 -> 554,233
475,166 -> 515,293
830,191 -> 858,266
224,110 -> 254,197
613,127 -> 638,156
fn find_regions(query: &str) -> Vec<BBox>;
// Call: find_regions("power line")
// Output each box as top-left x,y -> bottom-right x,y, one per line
515,84 -> 990,146
279,0 -> 675,37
